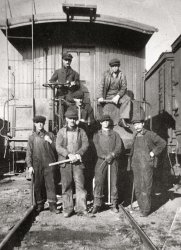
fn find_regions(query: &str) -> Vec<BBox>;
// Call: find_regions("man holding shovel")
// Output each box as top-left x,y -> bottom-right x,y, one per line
92,114 -> 123,214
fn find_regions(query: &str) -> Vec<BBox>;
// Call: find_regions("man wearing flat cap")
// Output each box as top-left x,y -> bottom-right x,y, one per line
56,107 -> 89,218
128,107 -> 166,217
97,58 -> 131,128
65,89 -> 97,199
49,53 -> 80,98
66,89 -> 96,137
92,114 -> 123,214
26,115 -> 60,214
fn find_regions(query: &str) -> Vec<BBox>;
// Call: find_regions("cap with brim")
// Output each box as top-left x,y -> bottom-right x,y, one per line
132,119 -> 144,124
99,114 -> 111,123
33,115 -> 46,123
62,53 -> 73,60
65,108 -> 78,119
132,108 -> 145,124
72,90 -> 84,99
109,58 -> 120,67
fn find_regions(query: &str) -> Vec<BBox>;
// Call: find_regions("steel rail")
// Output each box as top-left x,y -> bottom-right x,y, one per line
0,174 -> 36,250
0,205 -> 35,250
119,204 -> 158,250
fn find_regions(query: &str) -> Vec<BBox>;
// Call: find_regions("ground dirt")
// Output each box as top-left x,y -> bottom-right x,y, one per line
0,170 -> 181,249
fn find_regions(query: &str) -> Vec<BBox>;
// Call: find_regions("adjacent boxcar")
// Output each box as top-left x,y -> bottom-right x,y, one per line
145,52 -> 176,152
172,34 -> 181,154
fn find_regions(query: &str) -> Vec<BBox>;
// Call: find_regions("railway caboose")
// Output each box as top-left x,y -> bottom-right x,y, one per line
0,0 -> 157,172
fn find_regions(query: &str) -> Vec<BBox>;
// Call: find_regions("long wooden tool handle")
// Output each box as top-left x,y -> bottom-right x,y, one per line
49,159 -> 71,166
108,164 -> 111,204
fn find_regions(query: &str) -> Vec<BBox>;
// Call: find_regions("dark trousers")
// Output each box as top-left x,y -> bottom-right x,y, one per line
60,164 -> 87,213
133,164 -> 153,215
93,159 -> 119,206
34,165 -> 57,205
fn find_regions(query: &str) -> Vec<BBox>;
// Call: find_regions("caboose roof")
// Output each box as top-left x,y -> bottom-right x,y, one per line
0,0 -> 157,39
0,12 -> 157,35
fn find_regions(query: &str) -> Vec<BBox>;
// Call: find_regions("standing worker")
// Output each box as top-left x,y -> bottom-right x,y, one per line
65,89 -> 97,200
92,114 -> 123,214
97,58 -> 131,128
56,107 -> 89,218
26,115 -> 60,214
128,108 -> 166,217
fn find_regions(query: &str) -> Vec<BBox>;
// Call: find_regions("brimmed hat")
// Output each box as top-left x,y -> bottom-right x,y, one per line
33,115 -> 46,123
65,107 -> 78,119
62,53 -> 73,61
132,108 -> 145,124
109,58 -> 120,67
66,90 -> 84,103
72,90 -> 84,99
99,114 -> 111,123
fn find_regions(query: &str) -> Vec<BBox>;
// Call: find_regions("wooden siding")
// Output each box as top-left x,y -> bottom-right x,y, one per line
172,38 -> 181,134
145,53 -> 175,149
0,21 -> 147,140
145,54 -> 174,117
7,44 -> 145,102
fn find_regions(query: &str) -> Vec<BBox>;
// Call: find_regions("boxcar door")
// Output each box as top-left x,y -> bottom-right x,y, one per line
63,48 -> 95,108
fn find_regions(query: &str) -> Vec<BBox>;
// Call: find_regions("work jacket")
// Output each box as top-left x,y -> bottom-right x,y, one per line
98,69 -> 127,99
93,129 -> 123,160
56,126 -> 89,167
128,129 -> 166,170
49,67 -> 80,96
26,130 -> 56,169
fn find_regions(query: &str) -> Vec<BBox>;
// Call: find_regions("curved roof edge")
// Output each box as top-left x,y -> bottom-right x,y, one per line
171,34 -> 181,53
0,12 -> 157,35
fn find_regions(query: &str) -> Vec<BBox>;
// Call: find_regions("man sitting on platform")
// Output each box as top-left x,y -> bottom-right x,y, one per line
97,58 -> 131,128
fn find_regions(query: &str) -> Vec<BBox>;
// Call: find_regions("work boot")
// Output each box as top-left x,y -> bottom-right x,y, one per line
77,210 -> 88,216
111,204 -> 119,213
118,119 -> 130,128
92,205 -> 101,214
36,203 -> 44,213
63,210 -> 74,218
49,202 -> 60,214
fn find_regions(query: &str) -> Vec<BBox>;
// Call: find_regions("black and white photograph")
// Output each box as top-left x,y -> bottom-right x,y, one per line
0,0 -> 181,249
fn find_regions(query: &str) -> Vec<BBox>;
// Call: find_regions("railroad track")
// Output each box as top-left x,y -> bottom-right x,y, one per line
119,204 -> 158,250
0,202 -> 158,249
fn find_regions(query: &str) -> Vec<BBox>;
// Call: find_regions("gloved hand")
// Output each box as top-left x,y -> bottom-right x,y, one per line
112,95 -> 120,105
68,154 -> 79,163
76,119 -> 86,125
105,153 -> 115,164
28,166 -> 34,175
76,154 -> 82,162
70,81 -> 76,86
98,97 -> 104,103
44,135 -> 52,144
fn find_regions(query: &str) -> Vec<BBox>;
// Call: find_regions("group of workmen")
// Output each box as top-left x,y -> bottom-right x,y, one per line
26,53 -> 166,218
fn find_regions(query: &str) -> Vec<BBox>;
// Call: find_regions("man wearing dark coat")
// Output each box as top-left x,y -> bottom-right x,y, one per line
26,115 -> 59,214
128,108 -> 166,216
49,53 -> 80,98
92,114 -> 123,214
